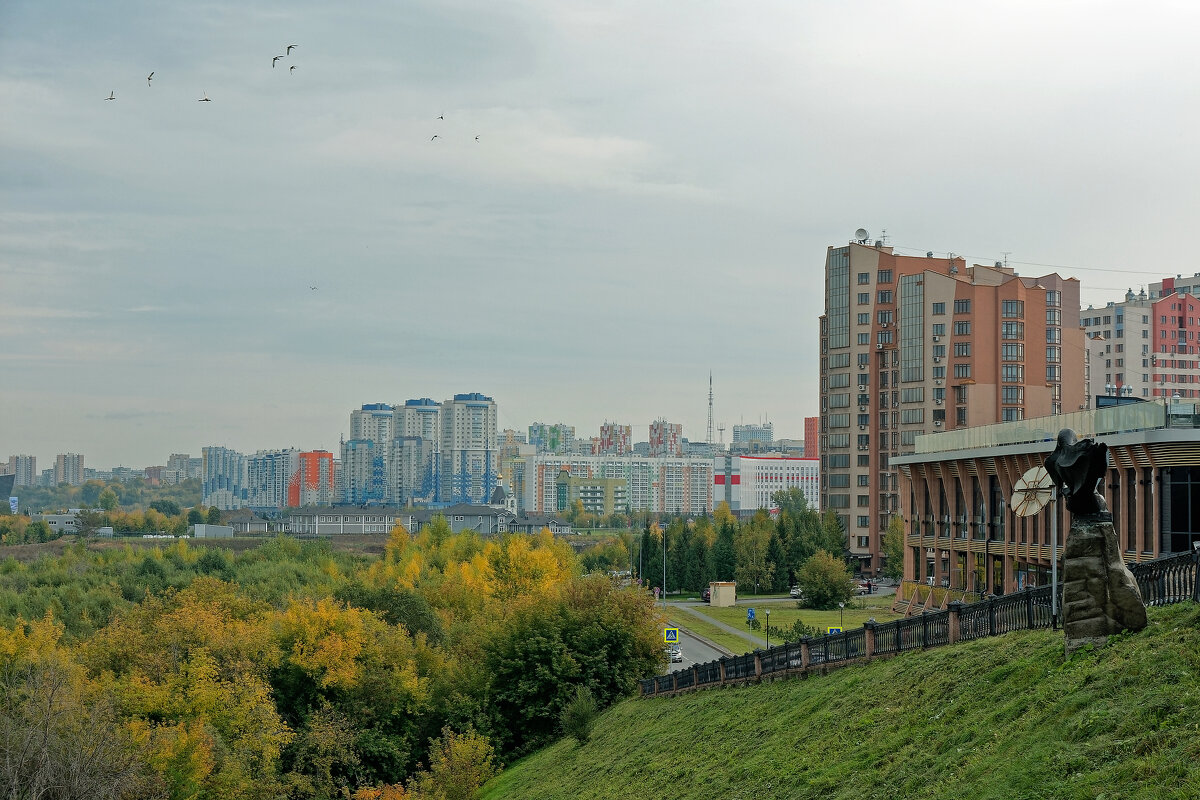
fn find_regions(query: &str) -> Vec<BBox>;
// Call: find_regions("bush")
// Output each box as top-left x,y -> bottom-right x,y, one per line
561,686 -> 599,744
794,550 -> 856,610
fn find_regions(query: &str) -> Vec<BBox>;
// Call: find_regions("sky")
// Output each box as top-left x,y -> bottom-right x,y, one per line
3,0 -> 1198,469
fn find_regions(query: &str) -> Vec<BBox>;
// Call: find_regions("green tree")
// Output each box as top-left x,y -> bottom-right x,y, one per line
406,727 -> 498,800
206,506 -> 222,525
766,530 -> 788,593
882,515 -> 905,581
149,499 -> 181,517
560,687 -> 598,744
98,488 -> 119,512
794,550 -> 856,610
733,525 -> 773,595
187,507 -> 204,525
709,520 -> 736,582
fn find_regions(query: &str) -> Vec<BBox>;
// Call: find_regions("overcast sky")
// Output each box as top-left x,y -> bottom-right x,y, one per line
2,1 -> 1194,468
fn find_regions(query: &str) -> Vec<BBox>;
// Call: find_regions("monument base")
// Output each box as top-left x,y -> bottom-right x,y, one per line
1062,515 -> 1147,657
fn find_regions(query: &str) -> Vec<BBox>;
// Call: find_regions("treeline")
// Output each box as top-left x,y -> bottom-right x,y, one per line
580,489 -> 851,597
9,476 -> 202,515
0,521 -> 662,799
0,503 -> 223,545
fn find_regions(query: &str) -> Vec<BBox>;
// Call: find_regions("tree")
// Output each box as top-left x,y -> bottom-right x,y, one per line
708,520 -> 736,582
766,530 -> 788,593
560,686 -> 598,744
794,550 -> 856,610
733,525 -> 773,595
406,727 -> 498,800
98,487 -> 119,511
206,506 -> 222,525
882,515 -> 905,581
187,507 -> 204,525
150,499 -> 181,517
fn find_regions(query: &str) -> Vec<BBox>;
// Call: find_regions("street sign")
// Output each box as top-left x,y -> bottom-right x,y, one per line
7,498 -> 15,514
827,626 -> 843,635
653,586 -> 660,599
746,607 -> 755,621
663,628 -> 679,644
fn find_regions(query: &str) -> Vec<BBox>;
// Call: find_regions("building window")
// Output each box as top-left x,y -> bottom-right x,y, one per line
1002,408 -> 1024,421
954,364 -> 972,378
1002,343 -> 1024,361
1001,322 -> 1024,340
954,299 -> 971,314
878,290 -> 894,303
1047,365 -> 1061,382
858,313 -> 870,325
1046,309 -> 1061,325
877,269 -> 893,283
1002,365 -> 1024,383
932,323 -> 946,336
953,321 -> 972,335
858,455 -> 870,466
857,495 -> 870,507
1046,290 -> 1061,307
1047,327 -> 1062,343
877,310 -> 893,325
932,302 -> 946,315
858,333 -> 870,345
857,474 -> 870,486
857,535 -> 870,548
1002,386 -> 1024,404
1002,300 -> 1024,318
858,272 -> 871,285
954,342 -> 972,357
858,292 -> 870,304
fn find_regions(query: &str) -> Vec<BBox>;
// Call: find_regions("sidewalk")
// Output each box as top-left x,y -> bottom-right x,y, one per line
667,602 -> 761,646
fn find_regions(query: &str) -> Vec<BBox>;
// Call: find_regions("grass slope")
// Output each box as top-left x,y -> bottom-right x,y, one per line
481,603 -> 1200,800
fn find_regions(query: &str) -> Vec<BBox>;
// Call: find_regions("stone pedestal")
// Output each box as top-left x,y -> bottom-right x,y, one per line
1062,514 -> 1147,656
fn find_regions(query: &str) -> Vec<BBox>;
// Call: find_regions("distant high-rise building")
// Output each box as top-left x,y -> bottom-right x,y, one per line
350,403 -> 394,445
528,422 -> 575,454
597,423 -> 632,455
522,454 -> 712,515
731,423 -> 774,444
820,240 -> 1084,574
804,417 -> 819,461
54,453 -> 84,486
713,454 -> 820,516
5,455 -> 36,487
440,393 -> 498,504
202,446 -> 247,510
388,436 -> 435,506
648,419 -> 683,458
288,450 -> 335,507
341,439 -> 385,505
247,448 -> 300,510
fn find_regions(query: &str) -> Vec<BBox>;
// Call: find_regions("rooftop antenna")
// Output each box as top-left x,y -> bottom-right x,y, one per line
717,423 -> 725,445
707,372 -> 715,444
1002,251 -> 1011,268
854,227 -> 870,244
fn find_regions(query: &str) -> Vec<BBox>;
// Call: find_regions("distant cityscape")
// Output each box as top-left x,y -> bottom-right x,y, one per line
2,394 -> 820,521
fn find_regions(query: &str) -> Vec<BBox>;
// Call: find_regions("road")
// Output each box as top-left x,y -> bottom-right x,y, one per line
667,628 -> 726,672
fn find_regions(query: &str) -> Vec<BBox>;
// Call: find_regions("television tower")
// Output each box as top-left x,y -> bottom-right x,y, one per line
707,372 -> 714,444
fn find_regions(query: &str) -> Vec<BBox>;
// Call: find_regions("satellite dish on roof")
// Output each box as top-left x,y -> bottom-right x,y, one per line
1010,466 -> 1054,517
854,228 -> 870,243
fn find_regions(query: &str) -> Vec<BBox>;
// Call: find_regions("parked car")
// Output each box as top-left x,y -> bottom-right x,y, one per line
856,582 -> 872,595
702,588 -> 711,603
789,586 -> 803,599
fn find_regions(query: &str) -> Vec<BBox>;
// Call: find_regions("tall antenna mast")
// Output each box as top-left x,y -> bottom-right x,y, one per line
707,371 -> 714,444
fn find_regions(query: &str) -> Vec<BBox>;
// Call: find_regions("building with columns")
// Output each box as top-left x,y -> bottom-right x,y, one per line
891,399 -> 1194,594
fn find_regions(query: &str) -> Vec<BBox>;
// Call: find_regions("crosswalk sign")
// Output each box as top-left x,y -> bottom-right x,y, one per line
827,626 -> 843,635
663,628 -> 679,644
747,607 -> 755,621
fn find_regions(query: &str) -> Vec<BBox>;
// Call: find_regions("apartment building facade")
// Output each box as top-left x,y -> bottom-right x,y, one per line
819,241 -> 1085,575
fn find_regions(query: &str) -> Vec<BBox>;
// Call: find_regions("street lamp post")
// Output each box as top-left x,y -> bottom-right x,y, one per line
838,601 -> 845,630
765,608 -> 770,650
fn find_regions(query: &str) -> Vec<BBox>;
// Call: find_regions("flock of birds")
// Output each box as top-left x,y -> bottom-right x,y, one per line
104,44 -> 476,142
104,44 -> 299,103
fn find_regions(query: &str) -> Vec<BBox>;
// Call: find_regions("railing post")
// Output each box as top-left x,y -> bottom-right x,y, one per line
718,658 -> 727,686
692,666 -> 699,690
754,652 -> 762,678
1025,586 -> 1034,629
863,620 -> 876,660
800,636 -> 812,670
671,671 -> 678,692
921,612 -> 929,649
948,600 -> 964,644
988,595 -> 997,638
1193,548 -> 1200,604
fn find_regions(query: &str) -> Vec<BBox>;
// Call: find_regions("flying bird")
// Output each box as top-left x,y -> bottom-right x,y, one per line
290,65 -> 296,73
309,284 -> 318,291
272,55 -> 284,67
198,92 -> 211,102
475,135 -> 479,141
106,91 -> 115,101
287,44 -> 298,55
147,72 -> 154,86
437,114 -> 444,120
431,134 -> 439,140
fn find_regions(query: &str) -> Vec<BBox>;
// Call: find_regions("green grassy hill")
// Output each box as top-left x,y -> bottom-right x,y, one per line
481,603 -> 1200,800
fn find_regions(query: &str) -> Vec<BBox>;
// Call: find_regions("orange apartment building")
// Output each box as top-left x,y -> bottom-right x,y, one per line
819,239 -> 1085,575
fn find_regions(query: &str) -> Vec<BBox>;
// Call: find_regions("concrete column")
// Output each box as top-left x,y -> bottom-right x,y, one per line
863,620 -> 876,660
948,600 -> 964,644
753,652 -> 762,678
800,636 -> 812,670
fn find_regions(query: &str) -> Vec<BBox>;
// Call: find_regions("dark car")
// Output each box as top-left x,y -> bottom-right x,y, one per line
702,588 -> 711,603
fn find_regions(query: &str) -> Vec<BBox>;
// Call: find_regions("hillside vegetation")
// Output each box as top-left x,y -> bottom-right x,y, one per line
483,602 -> 1200,800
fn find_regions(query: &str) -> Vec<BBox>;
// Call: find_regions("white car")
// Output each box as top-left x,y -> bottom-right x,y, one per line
790,586 -> 803,599
669,646 -> 683,663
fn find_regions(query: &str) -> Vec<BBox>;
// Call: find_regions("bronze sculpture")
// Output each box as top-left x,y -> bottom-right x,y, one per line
1044,428 -> 1109,517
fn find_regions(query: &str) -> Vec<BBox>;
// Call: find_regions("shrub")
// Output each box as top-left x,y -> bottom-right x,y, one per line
560,686 -> 599,744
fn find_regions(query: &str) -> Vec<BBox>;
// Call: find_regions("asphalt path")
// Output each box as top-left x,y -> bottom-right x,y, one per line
666,628 -> 726,672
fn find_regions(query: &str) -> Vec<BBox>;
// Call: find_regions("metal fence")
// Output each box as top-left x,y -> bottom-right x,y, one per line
639,549 -> 1199,698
